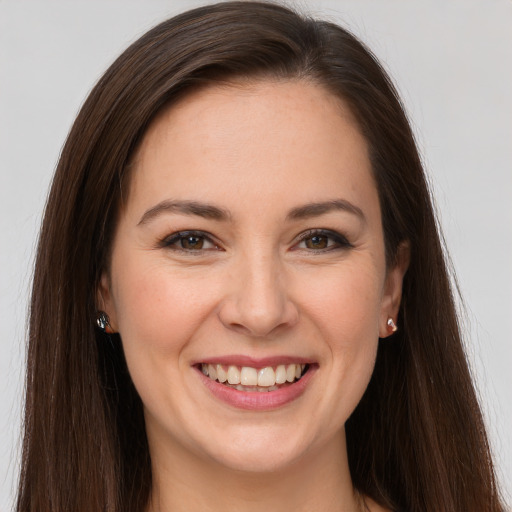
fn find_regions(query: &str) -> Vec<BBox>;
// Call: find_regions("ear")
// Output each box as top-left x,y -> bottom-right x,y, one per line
379,241 -> 410,338
97,271 -> 118,333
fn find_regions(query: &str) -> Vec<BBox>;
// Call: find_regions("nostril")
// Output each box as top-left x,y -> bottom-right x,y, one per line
226,322 -> 253,336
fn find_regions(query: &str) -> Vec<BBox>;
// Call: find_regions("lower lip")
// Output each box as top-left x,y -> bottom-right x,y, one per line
196,365 -> 317,411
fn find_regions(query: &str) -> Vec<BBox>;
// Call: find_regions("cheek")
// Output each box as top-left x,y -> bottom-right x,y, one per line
111,260 -> 217,362
109,259 -> 223,427
298,262 -> 382,411
301,261 -> 383,343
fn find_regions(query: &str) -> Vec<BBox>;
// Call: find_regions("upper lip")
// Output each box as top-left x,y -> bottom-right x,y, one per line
192,355 -> 315,368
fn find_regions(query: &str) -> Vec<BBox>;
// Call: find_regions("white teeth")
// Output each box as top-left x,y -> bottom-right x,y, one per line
241,367 -> 258,386
201,362 -> 307,389
227,365 -> 241,384
275,365 -> 287,384
286,364 -> 296,382
258,367 -> 276,386
233,384 -> 279,392
207,364 -> 217,381
216,364 -> 227,383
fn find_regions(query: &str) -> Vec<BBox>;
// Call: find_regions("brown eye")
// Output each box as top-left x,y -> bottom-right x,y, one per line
181,235 -> 204,250
162,231 -> 218,252
295,230 -> 352,252
304,235 -> 329,249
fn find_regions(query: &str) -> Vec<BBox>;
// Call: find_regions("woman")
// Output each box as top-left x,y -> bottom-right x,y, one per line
16,2 -> 506,511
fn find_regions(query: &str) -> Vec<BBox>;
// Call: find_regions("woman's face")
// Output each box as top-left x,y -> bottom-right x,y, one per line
100,80 -> 406,473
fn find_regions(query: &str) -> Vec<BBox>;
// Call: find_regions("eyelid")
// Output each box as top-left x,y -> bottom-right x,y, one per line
293,228 -> 352,251
160,230 -> 222,252
159,228 -> 351,253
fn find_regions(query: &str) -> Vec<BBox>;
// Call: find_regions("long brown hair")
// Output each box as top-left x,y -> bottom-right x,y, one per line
17,2 -> 505,511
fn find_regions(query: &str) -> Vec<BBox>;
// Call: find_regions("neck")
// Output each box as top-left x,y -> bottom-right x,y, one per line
147,429 -> 364,512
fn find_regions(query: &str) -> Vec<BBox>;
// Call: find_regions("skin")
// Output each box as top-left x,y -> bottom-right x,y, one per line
99,80 -> 408,512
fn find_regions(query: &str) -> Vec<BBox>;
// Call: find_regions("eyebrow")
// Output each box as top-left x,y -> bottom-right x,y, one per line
138,200 -> 231,225
285,199 -> 366,223
138,198 -> 365,226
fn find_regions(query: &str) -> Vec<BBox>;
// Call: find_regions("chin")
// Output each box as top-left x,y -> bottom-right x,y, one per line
194,423 -> 315,474
208,445 -> 303,474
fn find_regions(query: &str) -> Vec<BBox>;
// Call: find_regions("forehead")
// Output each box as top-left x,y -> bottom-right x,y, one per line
137,79 -> 359,159
125,79 -> 379,224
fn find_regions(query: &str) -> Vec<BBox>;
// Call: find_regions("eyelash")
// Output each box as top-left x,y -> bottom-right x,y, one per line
295,229 -> 352,252
160,230 -> 220,253
160,229 -> 352,254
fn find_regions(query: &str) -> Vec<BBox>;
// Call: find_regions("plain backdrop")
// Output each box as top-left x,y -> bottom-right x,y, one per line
1,1 -> 511,510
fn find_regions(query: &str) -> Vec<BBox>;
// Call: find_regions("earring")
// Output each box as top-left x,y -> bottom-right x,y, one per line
387,317 -> 398,333
96,311 -> 113,333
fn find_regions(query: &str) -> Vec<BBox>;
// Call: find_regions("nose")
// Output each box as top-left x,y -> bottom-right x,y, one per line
217,251 -> 299,338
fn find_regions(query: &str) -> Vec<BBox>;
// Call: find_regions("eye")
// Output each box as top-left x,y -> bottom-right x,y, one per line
161,231 -> 220,252
295,229 -> 352,252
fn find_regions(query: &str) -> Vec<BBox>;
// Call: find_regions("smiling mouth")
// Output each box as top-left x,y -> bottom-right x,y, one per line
200,363 -> 309,392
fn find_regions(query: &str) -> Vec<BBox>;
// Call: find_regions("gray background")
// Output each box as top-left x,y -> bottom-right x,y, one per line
1,1 -> 511,510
